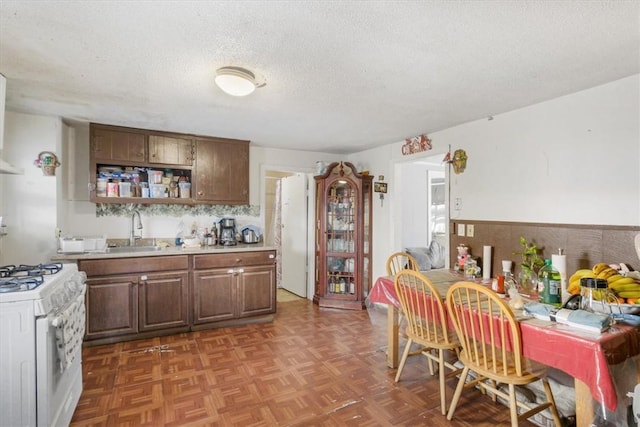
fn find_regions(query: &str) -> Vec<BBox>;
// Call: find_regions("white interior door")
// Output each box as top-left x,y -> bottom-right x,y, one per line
280,173 -> 308,297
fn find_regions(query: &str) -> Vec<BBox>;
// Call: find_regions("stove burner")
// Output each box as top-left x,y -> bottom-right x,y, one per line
0,275 -> 44,292
0,263 -> 63,278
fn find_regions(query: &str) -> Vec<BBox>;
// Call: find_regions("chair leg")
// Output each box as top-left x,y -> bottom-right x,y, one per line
394,338 -> 413,382
446,366 -> 469,421
438,350 -> 447,415
508,383 -> 518,427
426,349 -> 435,376
541,378 -> 563,427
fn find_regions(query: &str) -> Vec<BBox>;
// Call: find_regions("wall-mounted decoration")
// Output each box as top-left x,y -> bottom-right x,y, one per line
452,149 -> 468,174
34,151 -> 61,176
374,182 -> 387,193
401,134 -> 432,156
374,180 -> 387,206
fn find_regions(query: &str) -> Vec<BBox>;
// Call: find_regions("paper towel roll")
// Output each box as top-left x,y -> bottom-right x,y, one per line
483,245 -> 492,280
552,253 -> 568,303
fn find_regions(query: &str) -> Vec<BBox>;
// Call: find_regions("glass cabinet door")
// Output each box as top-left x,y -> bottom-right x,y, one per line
326,179 -> 356,296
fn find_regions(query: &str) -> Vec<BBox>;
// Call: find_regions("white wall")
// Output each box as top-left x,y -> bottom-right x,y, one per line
0,112 -> 61,264
436,75 -> 639,224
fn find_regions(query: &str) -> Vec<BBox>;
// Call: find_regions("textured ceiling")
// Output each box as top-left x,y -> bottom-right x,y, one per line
0,1 -> 638,154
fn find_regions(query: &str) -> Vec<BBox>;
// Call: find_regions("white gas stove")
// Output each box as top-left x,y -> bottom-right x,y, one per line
0,262 -> 86,427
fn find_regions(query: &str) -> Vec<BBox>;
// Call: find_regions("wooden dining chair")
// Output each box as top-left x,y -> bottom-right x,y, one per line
445,281 -> 562,427
394,270 -> 461,415
386,251 -> 419,276
386,251 -> 420,329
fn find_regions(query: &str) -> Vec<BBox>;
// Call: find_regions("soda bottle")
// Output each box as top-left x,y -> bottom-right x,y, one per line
539,259 -> 562,306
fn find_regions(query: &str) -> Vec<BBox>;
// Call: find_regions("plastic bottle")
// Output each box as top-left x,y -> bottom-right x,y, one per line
211,222 -> 218,245
175,220 -> 187,246
539,259 -> 562,306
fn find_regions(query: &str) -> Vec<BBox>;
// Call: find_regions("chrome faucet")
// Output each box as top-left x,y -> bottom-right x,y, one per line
129,210 -> 143,246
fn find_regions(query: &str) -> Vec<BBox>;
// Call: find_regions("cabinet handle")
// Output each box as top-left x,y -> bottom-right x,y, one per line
236,268 -> 244,274
140,275 -> 148,281
227,269 -> 235,274
235,258 -> 241,263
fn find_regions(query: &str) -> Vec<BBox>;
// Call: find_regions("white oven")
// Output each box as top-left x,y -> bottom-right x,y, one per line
0,263 -> 86,427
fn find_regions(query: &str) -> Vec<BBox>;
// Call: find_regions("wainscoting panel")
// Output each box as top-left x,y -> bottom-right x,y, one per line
449,220 -> 640,277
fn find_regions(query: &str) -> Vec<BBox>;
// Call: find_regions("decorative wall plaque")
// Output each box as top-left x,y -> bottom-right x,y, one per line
401,134 -> 432,156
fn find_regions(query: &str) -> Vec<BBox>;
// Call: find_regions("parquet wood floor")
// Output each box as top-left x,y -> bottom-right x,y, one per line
71,297 -> 538,426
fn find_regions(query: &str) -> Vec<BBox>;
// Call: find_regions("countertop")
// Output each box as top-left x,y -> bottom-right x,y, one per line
52,243 -> 277,261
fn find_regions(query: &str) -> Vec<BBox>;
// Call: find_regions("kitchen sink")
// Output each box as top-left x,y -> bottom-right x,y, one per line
106,246 -> 164,253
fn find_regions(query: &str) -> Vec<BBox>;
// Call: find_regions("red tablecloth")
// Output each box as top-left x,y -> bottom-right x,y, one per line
369,275 -> 640,412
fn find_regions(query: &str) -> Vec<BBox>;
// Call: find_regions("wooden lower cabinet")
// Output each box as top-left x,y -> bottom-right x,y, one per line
85,274 -> 138,340
80,250 -> 276,345
237,266 -> 276,317
139,271 -> 190,331
192,264 -> 276,325
192,251 -> 277,327
192,268 -> 236,324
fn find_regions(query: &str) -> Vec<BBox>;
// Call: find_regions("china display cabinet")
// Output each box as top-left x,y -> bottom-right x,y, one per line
314,161 -> 373,310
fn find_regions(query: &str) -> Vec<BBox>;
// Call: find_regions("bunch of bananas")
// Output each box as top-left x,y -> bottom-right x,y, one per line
567,262 -> 639,300
567,269 -> 595,295
593,262 -> 639,300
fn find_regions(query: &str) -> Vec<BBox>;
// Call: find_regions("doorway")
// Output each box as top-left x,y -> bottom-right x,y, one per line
263,169 -> 313,298
393,153 -> 449,266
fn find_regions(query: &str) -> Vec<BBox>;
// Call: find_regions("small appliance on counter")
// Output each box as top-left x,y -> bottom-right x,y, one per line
218,218 -> 237,246
242,226 -> 261,244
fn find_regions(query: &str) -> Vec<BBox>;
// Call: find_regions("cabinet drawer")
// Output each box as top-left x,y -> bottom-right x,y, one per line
80,255 -> 189,276
193,251 -> 276,269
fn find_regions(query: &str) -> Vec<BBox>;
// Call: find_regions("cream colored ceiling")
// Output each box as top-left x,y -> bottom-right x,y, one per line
0,1 -> 638,154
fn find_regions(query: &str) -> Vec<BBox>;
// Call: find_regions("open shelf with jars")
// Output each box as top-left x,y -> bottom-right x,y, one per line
314,161 -> 372,310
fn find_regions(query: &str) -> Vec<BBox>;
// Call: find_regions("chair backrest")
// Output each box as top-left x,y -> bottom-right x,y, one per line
386,251 -> 419,276
394,270 -> 453,346
446,281 -> 525,377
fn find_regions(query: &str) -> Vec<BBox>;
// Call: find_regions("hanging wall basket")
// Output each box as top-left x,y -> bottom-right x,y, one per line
34,151 -> 61,176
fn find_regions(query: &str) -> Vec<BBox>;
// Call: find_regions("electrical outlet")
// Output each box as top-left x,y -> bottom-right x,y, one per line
454,197 -> 462,211
457,223 -> 465,237
466,224 -> 474,237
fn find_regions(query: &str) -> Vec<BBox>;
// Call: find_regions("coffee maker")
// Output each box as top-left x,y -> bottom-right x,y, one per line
218,218 -> 237,246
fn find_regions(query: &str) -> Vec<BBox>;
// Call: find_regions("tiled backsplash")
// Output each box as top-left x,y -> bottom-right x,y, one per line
96,203 -> 260,217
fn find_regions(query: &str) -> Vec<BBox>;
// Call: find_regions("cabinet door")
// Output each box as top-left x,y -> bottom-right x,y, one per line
138,271 -> 189,331
195,138 -> 249,204
192,268 -> 236,324
148,135 -> 194,166
85,275 -> 138,340
92,127 -> 146,163
237,265 -> 276,317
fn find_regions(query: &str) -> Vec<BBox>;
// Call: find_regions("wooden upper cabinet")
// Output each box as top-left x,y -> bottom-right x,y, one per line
195,138 -> 249,205
148,135 -> 194,166
89,123 -> 250,205
91,127 -> 146,163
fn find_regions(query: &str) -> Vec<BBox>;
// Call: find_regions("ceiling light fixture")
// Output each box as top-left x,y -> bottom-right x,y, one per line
214,66 -> 265,97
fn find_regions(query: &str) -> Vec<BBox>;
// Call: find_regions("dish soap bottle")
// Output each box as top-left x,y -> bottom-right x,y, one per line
175,219 -> 187,246
539,259 -> 562,306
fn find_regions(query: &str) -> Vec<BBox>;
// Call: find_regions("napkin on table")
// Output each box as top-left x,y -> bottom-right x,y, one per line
524,302 -> 612,333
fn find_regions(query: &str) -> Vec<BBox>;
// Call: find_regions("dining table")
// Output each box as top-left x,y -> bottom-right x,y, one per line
367,270 -> 640,427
